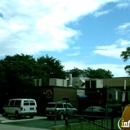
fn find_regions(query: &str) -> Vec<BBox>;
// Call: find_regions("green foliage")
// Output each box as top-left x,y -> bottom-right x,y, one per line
67,67 -> 113,78
0,53 -> 114,88
0,54 -> 37,87
121,47 -> 130,75
124,65 -> 130,75
66,67 -> 84,77
84,67 -> 113,79
36,55 -> 66,85
0,60 -> 7,86
121,47 -> 130,61
0,54 -> 66,87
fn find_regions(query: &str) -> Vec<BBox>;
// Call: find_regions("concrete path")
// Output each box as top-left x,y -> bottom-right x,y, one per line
0,124 -> 50,130
0,114 -> 50,130
0,114 -> 46,123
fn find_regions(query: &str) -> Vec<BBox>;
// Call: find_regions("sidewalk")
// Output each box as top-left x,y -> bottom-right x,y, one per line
0,114 -> 50,130
0,115 -> 46,123
0,124 -> 50,130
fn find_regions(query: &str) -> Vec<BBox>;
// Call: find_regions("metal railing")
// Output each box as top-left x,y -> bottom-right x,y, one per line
67,114 -> 119,130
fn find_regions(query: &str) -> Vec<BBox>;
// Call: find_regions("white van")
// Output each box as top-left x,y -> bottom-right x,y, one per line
2,98 -> 37,118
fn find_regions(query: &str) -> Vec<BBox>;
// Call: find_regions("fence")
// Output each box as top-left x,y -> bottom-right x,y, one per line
52,116 -> 120,130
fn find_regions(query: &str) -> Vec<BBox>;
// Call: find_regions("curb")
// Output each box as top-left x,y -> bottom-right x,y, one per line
0,116 -> 47,124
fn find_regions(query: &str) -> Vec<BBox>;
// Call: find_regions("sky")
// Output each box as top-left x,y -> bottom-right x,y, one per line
0,0 -> 130,77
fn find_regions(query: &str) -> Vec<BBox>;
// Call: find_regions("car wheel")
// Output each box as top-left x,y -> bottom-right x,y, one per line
59,113 -> 64,120
15,111 -> 20,118
30,115 -> 34,118
2,110 -> 7,116
47,116 -> 51,120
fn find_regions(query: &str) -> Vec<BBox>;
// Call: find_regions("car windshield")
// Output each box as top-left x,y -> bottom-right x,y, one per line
64,103 -> 73,108
47,104 -> 56,108
86,106 -> 105,112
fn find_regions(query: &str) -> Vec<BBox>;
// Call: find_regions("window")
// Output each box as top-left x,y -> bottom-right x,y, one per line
67,104 -> 73,108
87,106 -> 93,111
64,104 -> 67,108
64,104 -> 72,108
109,94 -> 112,99
14,100 -> 21,106
10,100 -> 15,106
91,80 -> 96,89
47,104 -> 56,108
24,100 -> 29,105
30,100 -> 35,105
57,104 -> 63,108
5,100 -> 10,106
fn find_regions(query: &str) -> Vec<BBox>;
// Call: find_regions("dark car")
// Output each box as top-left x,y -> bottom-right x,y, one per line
82,106 -> 112,119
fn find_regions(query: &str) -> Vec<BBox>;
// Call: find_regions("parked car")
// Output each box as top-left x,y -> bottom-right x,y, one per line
2,98 -> 37,118
82,106 -> 112,119
45,101 -> 77,120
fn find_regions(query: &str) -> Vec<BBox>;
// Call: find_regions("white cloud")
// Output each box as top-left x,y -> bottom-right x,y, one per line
118,22 -> 130,30
0,0 -> 119,56
117,22 -> 130,34
63,61 -> 88,70
62,60 -> 128,77
93,39 -> 130,59
66,46 -> 81,56
94,10 -> 111,17
116,1 -> 130,8
66,52 -> 80,56
90,64 -> 127,77
72,46 -> 81,50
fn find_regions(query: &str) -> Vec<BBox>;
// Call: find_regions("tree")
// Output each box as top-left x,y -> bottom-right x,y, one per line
0,54 -> 38,87
0,60 -> 7,87
121,47 -> 130,61
121,47 -> 130,75
85,68 -> 113,79
0,54 -> 67,87
36,55 -> 66,85
66,67 -> 84,77
66,67 -> 113,78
